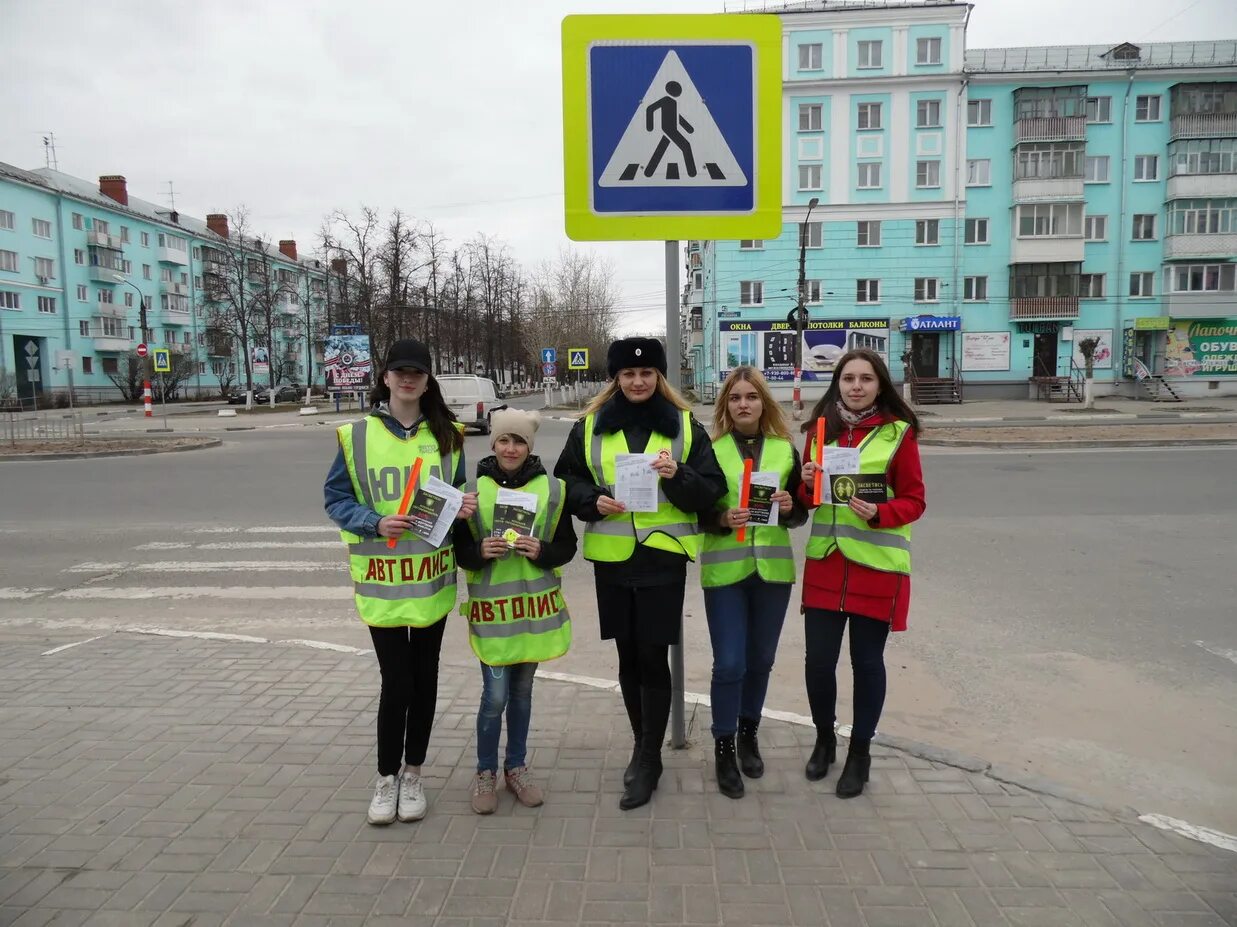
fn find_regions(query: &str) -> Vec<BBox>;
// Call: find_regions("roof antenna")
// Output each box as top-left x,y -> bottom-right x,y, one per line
42,133 -> 59,170
164,181 -> 177,211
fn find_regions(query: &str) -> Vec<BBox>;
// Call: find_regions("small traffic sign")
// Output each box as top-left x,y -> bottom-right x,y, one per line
543,362 -> 557,377
541,348 -> 557,364
562,14 -> 782,241
136,343 -> 149,358
568,348 -> 590,370
153,348 -> 172,373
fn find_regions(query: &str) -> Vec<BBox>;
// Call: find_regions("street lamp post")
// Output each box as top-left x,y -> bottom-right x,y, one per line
114,274 -> 153,415
790,197 -> 819,421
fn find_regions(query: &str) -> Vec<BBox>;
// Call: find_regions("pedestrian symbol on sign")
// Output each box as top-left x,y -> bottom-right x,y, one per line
568,348 -> 590,371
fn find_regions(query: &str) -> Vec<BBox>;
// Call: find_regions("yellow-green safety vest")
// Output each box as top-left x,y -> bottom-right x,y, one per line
461,474 -> 571,666
336,418 -> 460,627
700,433 -> 797,588
805,420 -> 912,574
581,408 -> 700,562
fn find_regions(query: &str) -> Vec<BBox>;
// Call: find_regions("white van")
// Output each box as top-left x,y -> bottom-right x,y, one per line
437,375 -> 502,434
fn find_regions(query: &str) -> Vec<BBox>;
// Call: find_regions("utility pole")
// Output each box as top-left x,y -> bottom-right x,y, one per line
790,197 -> 819,420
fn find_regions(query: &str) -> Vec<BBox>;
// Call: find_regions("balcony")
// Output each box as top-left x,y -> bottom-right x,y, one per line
97,305 -> 127,320
1167,173 -> 1237,199
88,265 -> 124,284
157,246 -> 189,265
1170,113 -> 1237,140
1164,232 -> 1237,260
1012,176 -> 1085,203
1016,115 -> 1087,142
1164,291 -> 1237,318
84,327 -> 132,352
1011,236 -> 1085,264
87,231 -> 123,251
1009,296 -> 1080,321
278,298 -> 300,315
163,311 -> 192,326
161,281 -> 189,297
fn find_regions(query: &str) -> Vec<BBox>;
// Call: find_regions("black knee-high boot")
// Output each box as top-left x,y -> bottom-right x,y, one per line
620,686 -> 669,810
617,673 -> 642,787
836,738 -> 871,798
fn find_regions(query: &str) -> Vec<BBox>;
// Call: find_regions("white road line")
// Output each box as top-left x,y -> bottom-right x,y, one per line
276,638 -> 371,655
41,635 -> 105,656
187,526 -> 336,535
52,586 -> 352,600
66,560 -> 342,574
65,562 -> 131,573
134,542 -> 192,550
1194,640 -> 1237,667
126,626 -> 270,644
197,541 -> 339,550
1138,814 -> 1237,854
0,588 -> 53,599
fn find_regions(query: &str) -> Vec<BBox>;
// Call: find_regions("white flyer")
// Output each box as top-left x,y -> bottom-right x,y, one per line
745,470 -> 781,527
406,474 -> 464,548
613,453 -> 660,513
818,447 -> 859,504
491,487 -> 539,547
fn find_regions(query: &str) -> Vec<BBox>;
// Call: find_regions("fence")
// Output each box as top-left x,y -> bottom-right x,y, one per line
2,411 -> 87,445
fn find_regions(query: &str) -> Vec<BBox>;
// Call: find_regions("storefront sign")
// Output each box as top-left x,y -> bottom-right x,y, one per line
960,331 -> 1011,372
901,316 -> 961,333
719,318 -> 889,382
1164,319 -> 1237,376
1015,321 -> 1059,334
1134,316 -> 1170,331
1071,329 -> 1113,370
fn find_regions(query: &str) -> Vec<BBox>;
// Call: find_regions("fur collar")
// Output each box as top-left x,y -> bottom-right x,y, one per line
475,454 -> 546,488
594,390 -> 682,438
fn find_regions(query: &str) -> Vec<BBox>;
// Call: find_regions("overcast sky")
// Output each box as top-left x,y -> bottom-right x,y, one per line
2,0 -> 1230,334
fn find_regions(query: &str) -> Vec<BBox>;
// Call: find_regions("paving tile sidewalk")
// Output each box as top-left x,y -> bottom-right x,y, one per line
1,632 -> 1233,927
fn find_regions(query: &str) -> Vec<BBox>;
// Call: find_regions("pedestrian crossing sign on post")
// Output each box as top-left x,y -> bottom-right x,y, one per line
568,348 -> 589,371
562,14 -> 782,241
153,348 -> 171,373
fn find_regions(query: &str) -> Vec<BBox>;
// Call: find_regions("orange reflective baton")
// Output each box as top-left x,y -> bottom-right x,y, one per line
387,456 -> 424,549
735,457 -> 754,543
812,418 -> 825,505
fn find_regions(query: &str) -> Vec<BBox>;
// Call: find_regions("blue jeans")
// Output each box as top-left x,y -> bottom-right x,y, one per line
476,662 -> 537,773
703,573 -> 792,738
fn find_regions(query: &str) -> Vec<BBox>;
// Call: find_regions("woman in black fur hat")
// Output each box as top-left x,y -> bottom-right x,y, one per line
554,337 -> 725,810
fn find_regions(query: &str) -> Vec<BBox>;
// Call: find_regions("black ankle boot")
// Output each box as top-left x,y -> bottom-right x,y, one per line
736,716 -> 763,779
836,739 -> 871,798
714,736 -> 744,799
804,730 -> 837,781
619,757 -> 662,810
620,686 -> 670,811
623,738 -> 640,787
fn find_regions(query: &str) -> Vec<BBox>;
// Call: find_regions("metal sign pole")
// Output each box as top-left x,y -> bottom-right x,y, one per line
665,240 -> 687,750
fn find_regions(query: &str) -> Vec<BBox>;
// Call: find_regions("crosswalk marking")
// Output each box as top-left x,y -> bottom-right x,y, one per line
67,560 -> 344,574
52,586 -> 353,600
0,588 -> 54,599
191,525 -> 337,535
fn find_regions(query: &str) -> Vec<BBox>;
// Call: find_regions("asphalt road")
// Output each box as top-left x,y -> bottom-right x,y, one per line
1,416 -> 1234,834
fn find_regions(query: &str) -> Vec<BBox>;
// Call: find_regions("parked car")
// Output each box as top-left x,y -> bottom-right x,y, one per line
227,383 -> 303,404
437,375 -> 502,434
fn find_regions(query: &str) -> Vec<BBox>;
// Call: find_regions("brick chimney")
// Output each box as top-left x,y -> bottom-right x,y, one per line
278,239 -> 298,261
330,258 -> 347,275
99,175 -> 128,206
206,214 -> 229,238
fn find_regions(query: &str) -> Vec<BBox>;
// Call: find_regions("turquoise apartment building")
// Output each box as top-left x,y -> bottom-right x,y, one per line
0,163 -> 329,405
685,2 -> 1237,400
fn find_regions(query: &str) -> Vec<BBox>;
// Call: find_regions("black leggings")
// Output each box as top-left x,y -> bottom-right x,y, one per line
369,620 -> 448,776
615,635 -> 672,694
804,608 -> 890,742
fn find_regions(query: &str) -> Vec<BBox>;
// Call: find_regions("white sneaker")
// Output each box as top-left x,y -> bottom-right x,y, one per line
367,774 -> 397,825
397,769 -> 427,822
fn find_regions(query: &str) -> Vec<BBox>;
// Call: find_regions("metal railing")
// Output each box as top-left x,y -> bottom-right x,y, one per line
1016,116 -> 1087,142
1009,296 -> 1081,320
2,410 -> 87,444
1170,113 -> 1237,140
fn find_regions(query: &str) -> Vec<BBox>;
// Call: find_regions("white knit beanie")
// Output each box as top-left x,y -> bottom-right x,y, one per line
489,408 -> 541,450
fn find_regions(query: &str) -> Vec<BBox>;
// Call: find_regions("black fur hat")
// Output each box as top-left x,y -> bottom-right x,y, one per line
607,337 -> 667,377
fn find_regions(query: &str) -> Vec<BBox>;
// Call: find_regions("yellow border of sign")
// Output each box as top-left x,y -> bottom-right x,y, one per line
567,347 -> 590,370
562,14 -> 783,242
153,348 -> 171,373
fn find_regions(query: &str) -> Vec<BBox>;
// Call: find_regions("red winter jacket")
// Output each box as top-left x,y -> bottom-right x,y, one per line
795,413 -> 926,631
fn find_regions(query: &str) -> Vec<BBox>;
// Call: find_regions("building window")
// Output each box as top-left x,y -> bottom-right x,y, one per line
739,240 -> 763,250
916,161 -> 941,188
0,250 -> 17,273
1085,155 -> 1110,183
740,281 -> 764,306
1170,138 -> 1237,176
857,162 -> 881,188
93,219 -> 109,234
1085,96 -> 1112,123
194,275 -> 203,289
98,289 -> 114,305
806,280 -> 823,304
916,37 -> 941,65
1079,273 -> 1106,298
856,279 -> 880,303
0,291 -> 19,310
82,357 -> 93,374
1015,142 -> 1085,180
857,102 -> 882,130
693,271 -> 702,289
124,292 -> 134,307
798,103 -> 822,131
192,247 -> 201,260
76,285 -> 88,301
74,248 -> 86,265
913,278 -> 940,302
140,232 -> 149,247
118,226 -> 129,243
965,218 -> 989,244
967,99 -> 992,126
798,164 -> 823,190
803,221 -> 823,248
34,257 -> 55,278
798,43 -> 823,70
160,267 -> 174,283
916,99 -> 942,128
1017,203 -> 1084,237
966,159 -> 991,186
143,264 -> 152,280
1129,272 -> 1154,297
1169,199 -> 1237,235
1133,155 -> 1159,181
1135,94 -> 1161,122
38,296 -> 55,314
857,40 -> 882,69
72,213 -> 83,230
1132,214 -> 1157,240
32,218 -> 52,238
79,320 -> 90,336
1084,215 -> 1108,241
101,357 -> 119,375
1171,263 -> 1236,292
0,210 -> 13,231
857,220 -> 881,246
915,219 -> 940,245
964,276 -> 988,301
123,260 -> 132,274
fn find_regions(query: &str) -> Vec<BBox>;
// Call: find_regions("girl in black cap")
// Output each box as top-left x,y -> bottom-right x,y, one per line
324,339 -> 477,826
554,337 -> 725,810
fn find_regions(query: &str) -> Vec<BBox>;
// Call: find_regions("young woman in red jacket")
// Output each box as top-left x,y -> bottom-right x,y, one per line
797,349 -> 925,798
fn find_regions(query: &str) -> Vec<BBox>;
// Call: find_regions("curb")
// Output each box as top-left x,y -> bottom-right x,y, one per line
0,437 -> 222,462
921,437 -> 1237,449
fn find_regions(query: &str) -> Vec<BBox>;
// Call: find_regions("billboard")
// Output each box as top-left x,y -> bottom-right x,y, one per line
1164,319 -> 1237,377
324,334 -> 373,391
719,318 -> 889,382
251,345 -> 270,378
961,332 -> 1011,372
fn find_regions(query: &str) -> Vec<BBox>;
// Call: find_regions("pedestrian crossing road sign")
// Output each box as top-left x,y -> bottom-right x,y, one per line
568,348 -> 589,370
562,14 -> 782,241
153,348 -> 171,373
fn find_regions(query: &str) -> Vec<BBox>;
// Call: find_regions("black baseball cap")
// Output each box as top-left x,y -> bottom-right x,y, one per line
384,339 -> 433,375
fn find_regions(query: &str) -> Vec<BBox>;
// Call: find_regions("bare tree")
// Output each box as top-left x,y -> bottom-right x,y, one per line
105,354 -> 145,402
321,208 -> 383,361
202,208 -> 265,393
527,249 -> 620,381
